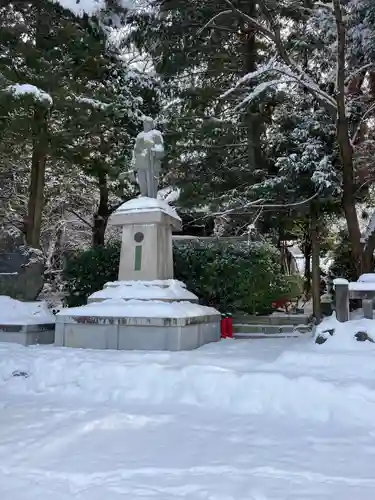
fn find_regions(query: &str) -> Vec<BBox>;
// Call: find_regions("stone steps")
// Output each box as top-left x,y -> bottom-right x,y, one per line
232,314 -> 313,339
232,314 -> 310,326
234,332 -> 306,340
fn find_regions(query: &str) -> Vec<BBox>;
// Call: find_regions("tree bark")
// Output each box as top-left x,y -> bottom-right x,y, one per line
333,0 -> 363,276
25,106 -> 49,248
92,169 -> 109,247
24,4 -> 50,248
302,239 -> 312,297
310,204 -> 321,322
242,4 -> 262,171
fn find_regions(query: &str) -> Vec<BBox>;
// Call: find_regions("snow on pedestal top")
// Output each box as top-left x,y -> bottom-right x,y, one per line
358,273 -> 375,283
89,280 -> 198,303
0,296 -> 55,325
111,196 -> 180,221
57,299 -> 219,319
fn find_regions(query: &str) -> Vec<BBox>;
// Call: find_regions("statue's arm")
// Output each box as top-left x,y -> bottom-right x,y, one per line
151,134 -> 165,159
133,138 -> 144,154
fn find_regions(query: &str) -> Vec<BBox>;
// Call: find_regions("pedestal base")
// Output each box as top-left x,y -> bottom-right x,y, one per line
0,324 -> 55,346
56,299 -> 221,351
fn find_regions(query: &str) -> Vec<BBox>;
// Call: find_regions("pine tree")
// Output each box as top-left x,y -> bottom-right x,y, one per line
0,0 -> 159,248
129,0 -> 275,210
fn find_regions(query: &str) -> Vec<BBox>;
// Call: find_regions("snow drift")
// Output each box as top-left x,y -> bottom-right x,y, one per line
0,339 -> 374,428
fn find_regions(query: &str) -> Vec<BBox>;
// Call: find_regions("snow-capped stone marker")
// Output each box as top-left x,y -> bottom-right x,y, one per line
109,197 -> 181,281
333,278 -> 349,323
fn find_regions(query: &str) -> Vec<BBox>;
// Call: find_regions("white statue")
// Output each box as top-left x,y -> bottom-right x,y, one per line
129,117 -> 165,198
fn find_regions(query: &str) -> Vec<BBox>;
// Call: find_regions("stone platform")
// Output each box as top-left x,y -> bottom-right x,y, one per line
56,299 -> 220,351
0,323 -> 55,346
0,298 -> 55,346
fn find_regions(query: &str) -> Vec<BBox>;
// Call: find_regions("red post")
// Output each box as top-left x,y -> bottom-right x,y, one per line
226,314 -> 233,338
221,314 -> 227,338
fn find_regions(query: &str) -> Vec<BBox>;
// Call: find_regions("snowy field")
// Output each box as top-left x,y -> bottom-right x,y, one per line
1,331 -> 375,499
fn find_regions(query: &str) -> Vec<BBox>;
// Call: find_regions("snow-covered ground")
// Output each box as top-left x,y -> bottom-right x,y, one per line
1,331 -> 375,499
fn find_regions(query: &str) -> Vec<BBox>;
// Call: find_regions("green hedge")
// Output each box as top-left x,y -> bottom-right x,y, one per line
63,240 -> 292,314
63,241 -> 121,307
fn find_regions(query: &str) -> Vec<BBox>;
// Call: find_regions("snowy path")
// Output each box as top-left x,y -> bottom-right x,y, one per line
1,337 -> 375,499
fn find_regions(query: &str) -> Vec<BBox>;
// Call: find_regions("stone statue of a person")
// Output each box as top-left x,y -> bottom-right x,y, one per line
129,117 -> 165,198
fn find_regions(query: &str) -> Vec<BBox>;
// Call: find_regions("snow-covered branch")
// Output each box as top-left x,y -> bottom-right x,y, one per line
221,62 -> 336,113
352,102 -> 375,144
233,78 -> 295,110
210,190 -> 322,217
2,84 -> 53,106
49,0 -> 139,17
345,63 -> 375,85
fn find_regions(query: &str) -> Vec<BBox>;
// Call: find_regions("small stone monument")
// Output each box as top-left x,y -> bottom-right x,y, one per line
56,118 -> 221,350
0,227 -> 44,301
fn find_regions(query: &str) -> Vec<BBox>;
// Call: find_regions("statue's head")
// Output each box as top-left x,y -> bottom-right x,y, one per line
143,116 -> 155,133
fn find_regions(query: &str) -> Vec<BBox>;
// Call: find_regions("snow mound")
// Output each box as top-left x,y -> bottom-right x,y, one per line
358,273 -> 375,283
315,313 -> 375,350
0,296 -> 55,325
0,342 -> 375,427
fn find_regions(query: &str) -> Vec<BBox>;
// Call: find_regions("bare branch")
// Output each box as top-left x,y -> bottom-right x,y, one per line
222,0 -> 277,42
257,0 -> 294,68
352,102 -> 375,144
196,9 -> 232,35
345,63 -> 375,85
64,209 -> 93,229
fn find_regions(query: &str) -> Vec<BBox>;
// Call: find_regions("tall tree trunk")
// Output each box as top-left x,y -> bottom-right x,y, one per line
92,169 -> 109,247
302,238 -> 312,297
24,4 -> 50,248
25,106 -> 49,248
242,4 -> 262,170
333,0 -> 363,276
310,204 -> 321,322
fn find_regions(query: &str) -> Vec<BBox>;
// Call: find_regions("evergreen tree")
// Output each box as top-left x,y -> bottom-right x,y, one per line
0,0 -> 158,248
129,0 -> 275,210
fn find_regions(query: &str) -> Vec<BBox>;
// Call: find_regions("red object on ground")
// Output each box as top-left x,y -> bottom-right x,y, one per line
272,298 -> 288,309
220,316 -> 228,338
226,316 -> 233,338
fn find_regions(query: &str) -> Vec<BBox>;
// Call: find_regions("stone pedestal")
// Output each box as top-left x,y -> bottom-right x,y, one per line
56,300 -> 220,351
109,197 -> 181,281
55,196 -> 221,351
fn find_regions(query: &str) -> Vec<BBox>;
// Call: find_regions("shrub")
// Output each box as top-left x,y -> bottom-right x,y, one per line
174,241 -> 290,314
63,241 -> 121,307
63,240 -> 290,314
282,273 -> 304,303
